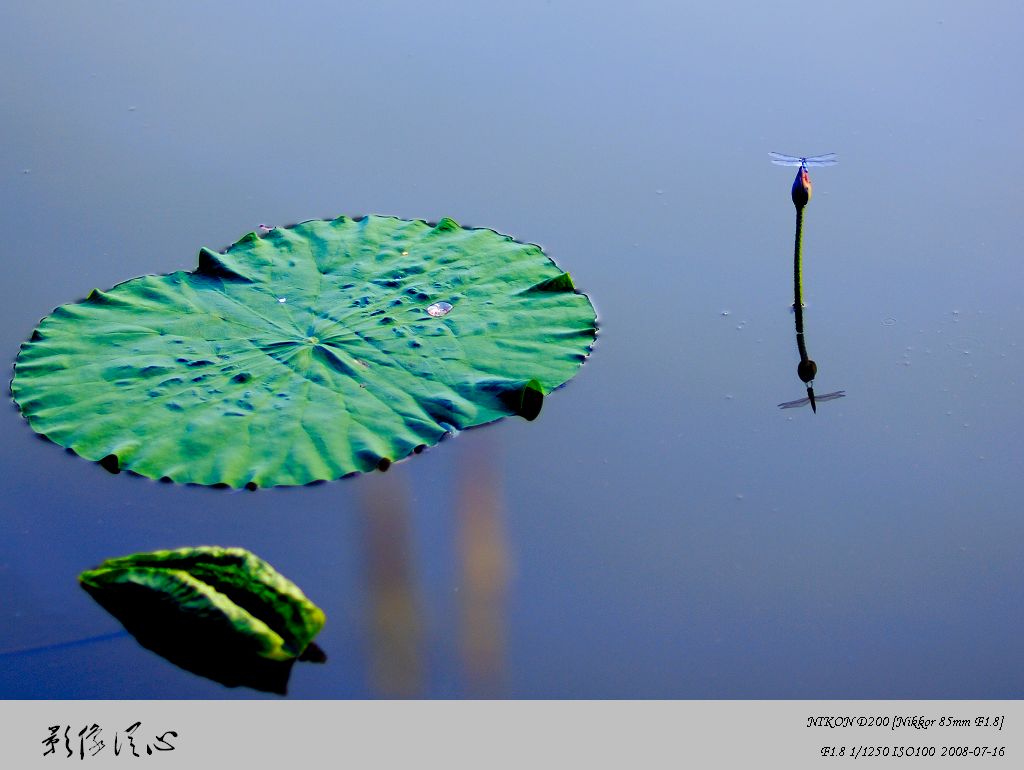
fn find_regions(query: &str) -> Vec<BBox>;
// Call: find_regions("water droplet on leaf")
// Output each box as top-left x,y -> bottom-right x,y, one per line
427,301 -> 453,318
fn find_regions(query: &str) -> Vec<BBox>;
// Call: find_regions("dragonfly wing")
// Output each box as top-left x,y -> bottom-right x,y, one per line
777,396 -> 810,409
814,390 -> 846,402
801,153 -> 838,166
770,151 -> 838,166
778,390 -> 846,409
769,152 -> 805,166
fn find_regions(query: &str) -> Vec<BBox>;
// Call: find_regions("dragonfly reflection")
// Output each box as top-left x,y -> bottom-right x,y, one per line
769,151 -> 838,168
778,390 -> 846,410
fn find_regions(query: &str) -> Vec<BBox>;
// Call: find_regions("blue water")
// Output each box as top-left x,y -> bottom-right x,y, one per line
1,0 -> 1022,698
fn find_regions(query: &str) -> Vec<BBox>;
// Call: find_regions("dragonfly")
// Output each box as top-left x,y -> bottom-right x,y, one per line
771,152 -> 836,209
769,151 -> 838,168
777,390 -> 846,410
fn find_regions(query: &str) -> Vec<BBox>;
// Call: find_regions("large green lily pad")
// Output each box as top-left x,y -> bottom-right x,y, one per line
12,215 -> 596,487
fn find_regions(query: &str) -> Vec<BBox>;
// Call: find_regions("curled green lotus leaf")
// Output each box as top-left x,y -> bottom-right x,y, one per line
78,546 -> 325,661
12,215 -> 596,488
